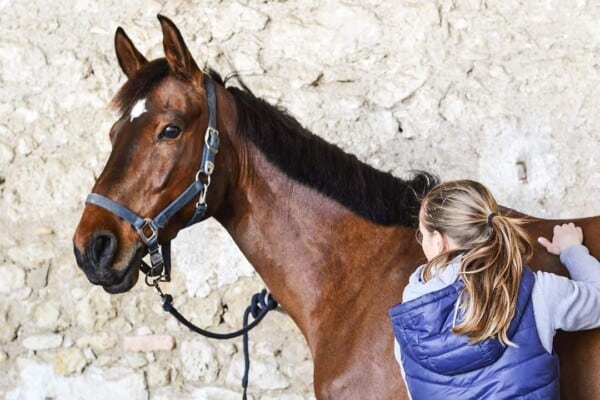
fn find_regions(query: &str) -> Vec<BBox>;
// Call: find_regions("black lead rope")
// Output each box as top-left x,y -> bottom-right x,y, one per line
159,287 -> 278,399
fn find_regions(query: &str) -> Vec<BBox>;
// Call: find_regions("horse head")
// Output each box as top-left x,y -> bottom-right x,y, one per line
73,16 -> 235,293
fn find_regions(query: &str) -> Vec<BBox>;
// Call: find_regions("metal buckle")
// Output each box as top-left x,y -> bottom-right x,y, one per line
204,126 -> 220,153
136,218 -> 158,245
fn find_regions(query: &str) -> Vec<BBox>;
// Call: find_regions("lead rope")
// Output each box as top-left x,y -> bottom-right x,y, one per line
147,278 -> 278,399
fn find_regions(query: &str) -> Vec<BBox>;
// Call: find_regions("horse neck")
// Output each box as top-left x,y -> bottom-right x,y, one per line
214,139 -> 414,352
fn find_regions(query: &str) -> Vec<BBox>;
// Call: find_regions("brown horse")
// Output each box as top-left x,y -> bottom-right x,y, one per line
73,16 -> 600,399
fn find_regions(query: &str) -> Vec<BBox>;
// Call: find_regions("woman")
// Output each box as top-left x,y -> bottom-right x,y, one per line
389,180 -> 600,399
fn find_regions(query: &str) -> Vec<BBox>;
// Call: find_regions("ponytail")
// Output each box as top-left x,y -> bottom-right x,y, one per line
420,180 -> 533,346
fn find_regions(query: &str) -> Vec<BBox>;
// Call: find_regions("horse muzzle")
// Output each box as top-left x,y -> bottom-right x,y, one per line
73,230 -> 143,293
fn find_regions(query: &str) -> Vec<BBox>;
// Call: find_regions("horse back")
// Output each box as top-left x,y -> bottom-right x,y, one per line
502,209 -> 600,274
512,211 -> 600,400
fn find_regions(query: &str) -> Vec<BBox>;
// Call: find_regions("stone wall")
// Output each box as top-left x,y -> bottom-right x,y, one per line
1,1 -> 598,399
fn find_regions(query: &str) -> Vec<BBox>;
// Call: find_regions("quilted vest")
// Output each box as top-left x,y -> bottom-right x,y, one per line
389,268 -> 559,399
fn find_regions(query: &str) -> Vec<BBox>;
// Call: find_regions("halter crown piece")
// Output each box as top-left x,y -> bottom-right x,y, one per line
85,75 -> 220,282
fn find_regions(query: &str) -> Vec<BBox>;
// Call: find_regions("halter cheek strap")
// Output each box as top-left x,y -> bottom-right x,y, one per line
85,75 -> 220,281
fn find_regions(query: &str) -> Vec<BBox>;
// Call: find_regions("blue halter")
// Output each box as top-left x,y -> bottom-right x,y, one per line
85,75 -> 220,282
86,73 -> 277,400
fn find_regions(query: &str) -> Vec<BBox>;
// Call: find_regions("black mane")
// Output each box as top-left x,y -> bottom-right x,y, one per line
217,72 -> 439,227
113,59 -> 439,227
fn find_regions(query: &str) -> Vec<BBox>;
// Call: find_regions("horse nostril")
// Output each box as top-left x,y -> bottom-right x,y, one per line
90,232 -> 117,268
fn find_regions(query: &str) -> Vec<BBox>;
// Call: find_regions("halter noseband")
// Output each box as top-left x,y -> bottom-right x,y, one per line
85,75 -> 220,282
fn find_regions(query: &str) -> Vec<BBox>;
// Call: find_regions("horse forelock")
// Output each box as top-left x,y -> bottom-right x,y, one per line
225,83 -> 440,227
112,58 -> 170,115
112,60 -> 228,115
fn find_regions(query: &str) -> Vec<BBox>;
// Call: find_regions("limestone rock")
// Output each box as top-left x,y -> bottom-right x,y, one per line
122,334 -> 175,352
121,353 -> 148,369
0,264 -> 25,294
53,347 -> 87,375
179,339 -> 218,382
76,332 -> 117,351
22,334 -> 63,350
192,386 -> 244,400
146,362 -> 171,387
226,352 -> 289,391
75,288 -> 116,331
27,264 -> 49,289
33,301 -> 60,330
212,2 -> 269,40
5,362 -> 147,400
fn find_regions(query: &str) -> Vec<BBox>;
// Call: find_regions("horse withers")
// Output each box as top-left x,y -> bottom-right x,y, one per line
73,15 -> 600,399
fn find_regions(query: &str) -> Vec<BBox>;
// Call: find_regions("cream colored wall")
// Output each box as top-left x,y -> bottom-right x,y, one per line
1,1 -> 598,399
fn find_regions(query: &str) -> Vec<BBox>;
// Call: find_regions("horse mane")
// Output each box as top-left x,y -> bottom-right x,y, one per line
211,72 -> 440,227
111,59 -> 439,227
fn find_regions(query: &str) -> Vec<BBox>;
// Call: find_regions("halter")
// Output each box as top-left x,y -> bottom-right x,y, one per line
85,75 -> 278,399
85,74 -> 220,283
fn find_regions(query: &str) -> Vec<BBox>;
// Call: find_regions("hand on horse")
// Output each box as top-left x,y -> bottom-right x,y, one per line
537,222 -> 584,255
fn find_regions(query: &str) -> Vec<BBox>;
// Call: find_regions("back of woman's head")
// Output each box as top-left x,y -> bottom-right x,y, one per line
420,180 -> 533,346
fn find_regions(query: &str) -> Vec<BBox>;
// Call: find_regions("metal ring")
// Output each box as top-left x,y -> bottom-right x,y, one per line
136,218 -> 158,245
195,170 -> 212,184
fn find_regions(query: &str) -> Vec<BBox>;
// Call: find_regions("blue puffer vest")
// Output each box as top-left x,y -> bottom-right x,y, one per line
389,267 -> 559,400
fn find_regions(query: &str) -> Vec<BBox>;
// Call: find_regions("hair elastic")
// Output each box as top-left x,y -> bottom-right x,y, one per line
487,212 -> 498,227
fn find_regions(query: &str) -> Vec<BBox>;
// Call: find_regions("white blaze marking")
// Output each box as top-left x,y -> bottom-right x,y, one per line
129,99 -> 147,122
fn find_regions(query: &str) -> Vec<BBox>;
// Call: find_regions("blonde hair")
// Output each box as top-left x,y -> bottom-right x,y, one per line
420,180 -> 533,346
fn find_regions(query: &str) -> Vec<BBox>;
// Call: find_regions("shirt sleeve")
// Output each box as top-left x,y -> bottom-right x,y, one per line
532,245 -> 600,352
560,243 -> 600,281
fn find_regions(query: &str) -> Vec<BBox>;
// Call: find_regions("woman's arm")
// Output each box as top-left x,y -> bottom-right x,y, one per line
533,224 -> 600,352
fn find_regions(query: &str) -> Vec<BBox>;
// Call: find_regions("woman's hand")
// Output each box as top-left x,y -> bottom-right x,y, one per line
537,223 -> 584,255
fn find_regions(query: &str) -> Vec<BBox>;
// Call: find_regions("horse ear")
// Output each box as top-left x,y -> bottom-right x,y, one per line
157,15 -> 202,81
114,27 -> 148,79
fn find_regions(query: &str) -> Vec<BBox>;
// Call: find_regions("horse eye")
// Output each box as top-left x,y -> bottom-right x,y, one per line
159,124 -> 182,139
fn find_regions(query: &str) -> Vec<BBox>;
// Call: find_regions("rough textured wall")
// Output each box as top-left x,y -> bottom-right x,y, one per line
1,0 -> 598,399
